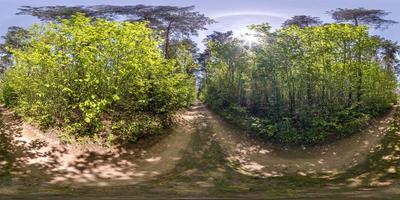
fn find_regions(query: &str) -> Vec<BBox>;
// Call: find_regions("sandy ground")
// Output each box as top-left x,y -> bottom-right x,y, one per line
0,105 -> 196,186
205,105 -> 396,176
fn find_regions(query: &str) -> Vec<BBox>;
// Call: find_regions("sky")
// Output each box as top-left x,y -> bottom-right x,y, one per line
0,0 -> 399,49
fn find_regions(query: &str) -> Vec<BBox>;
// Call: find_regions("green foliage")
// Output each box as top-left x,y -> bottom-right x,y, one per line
202,24 -> 397,145
0,14 -> 195,142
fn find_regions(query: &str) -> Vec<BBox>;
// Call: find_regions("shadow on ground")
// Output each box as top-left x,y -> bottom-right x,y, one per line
0,105 -> 399,199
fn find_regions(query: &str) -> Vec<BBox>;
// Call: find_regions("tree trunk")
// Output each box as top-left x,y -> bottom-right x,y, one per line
347,84 -> 352,107
306,69 -> 313,108
356,66 -> 362,103
164,22 -> 172,59
354,18 -> 359,26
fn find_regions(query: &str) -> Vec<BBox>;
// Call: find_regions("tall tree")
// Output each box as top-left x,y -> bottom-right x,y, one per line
328,8 -> 397,103
282,15 -> 322,28
17,5 -> 214,59
134,6 -> 214,59
201,31 -> 234,61
198,31 -> 234,73
328,8 -> 398,29
379,39 -> 400,73
198,31 -> 234,87
17,6 -> 95,20
0,26 -> 28,72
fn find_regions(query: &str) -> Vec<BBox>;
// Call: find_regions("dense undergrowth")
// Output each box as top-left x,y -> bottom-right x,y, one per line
0,14 -> 196,143
202,24 -> 397,145
209,103 -> 392,145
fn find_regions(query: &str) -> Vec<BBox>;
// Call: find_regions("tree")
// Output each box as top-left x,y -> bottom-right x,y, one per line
199,31 -> 234,70
328,8 -> 397,104
203,31 -> 234,44
134,6 -> 214,59
17,5 -> 214,59
282,15 -> 322,28
0,26 -> 28,72
170,39 -> 199,74
197,31 -> 235,98
17,6 -> 95,20
203,30 -> 250,107
328,8 -> 398,29
379,38 -> 400,73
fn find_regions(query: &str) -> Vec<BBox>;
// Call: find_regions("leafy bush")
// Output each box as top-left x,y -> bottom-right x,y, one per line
0,14 -> 195,142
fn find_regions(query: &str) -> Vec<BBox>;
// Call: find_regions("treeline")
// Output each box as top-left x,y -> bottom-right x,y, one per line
201,9 -> 399,144
0,4 -> 215,143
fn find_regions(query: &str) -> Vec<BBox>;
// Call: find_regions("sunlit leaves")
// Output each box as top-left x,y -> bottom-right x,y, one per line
0,14 -> 195,142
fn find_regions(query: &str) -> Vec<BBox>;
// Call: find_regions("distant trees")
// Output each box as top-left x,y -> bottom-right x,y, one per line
328,8 -> 398,29
17,5 -> 214,59
282,15 -> 322,28
281,8 -> 398,30
198,31 -> 234,71
202,31 -> 250,107
379,39 -> 400,73
0,27 -> 28,73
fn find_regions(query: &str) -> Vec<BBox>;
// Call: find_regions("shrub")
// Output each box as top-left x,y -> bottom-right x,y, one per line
0,14 -> 195,142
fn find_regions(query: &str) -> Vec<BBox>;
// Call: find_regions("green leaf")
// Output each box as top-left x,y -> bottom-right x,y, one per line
112,94 -> 120,101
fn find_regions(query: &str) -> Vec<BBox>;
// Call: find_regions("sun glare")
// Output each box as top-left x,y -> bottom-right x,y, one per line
235,28 -> 259,46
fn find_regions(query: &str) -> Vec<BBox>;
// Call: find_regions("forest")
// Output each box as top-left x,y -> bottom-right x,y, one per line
1,6 -> 398,145
0,2 -> 399,199
203,23 -> 398,144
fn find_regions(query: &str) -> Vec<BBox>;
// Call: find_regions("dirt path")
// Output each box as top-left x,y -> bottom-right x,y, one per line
202,105 -> 396,176
0,105 -> 197,187
0,104 -> 399,199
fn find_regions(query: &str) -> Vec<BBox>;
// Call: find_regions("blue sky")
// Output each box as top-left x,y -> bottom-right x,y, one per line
1,0 -> 399,49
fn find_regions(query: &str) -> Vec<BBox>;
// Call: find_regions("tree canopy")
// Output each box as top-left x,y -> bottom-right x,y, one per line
379,38 -> 400,73
282,15 -> 322,28
328,8 -> 398,29
17,5 -> 215,58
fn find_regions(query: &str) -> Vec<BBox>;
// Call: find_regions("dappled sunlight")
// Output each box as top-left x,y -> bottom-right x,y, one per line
145,156 -> 161,162
204,106 -> 399,179
1,103 -> 399,198
0,105 -> 195,189
181,105 -> 400,197
324,109 -> 400,191
0,1 -> 399,199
